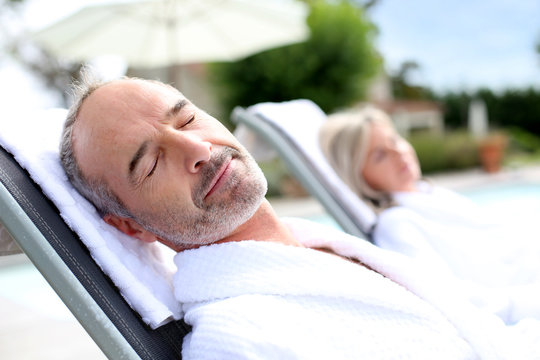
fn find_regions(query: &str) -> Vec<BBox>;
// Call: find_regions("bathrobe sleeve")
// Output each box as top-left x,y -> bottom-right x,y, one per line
374,207 -> 540,326
374,207 -> 453,272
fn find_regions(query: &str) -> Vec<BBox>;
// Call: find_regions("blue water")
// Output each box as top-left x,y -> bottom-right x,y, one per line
0,260 -> 74,320
306,182 -> 540,230
460,182 -> 540,206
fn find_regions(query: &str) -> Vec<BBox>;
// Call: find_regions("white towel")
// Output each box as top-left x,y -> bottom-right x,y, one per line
0,108 -> 181,328
237,99 -> 377,234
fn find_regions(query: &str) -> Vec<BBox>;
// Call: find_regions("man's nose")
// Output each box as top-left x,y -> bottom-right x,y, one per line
167,132 -> 212,173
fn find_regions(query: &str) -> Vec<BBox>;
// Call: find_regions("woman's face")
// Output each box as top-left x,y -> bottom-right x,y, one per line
361,122 -> 421,192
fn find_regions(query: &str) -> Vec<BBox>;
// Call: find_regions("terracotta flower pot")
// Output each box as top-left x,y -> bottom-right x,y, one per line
478,133 -> 507,173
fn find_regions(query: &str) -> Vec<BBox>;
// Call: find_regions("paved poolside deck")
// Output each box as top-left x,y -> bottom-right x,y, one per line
0,255 -> 106,360
1,163 -> 540,359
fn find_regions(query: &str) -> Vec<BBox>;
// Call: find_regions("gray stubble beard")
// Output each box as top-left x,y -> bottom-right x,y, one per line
134,147 -> 268,248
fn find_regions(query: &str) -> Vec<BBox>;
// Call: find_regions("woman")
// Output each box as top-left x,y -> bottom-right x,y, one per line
318,106 -> 421,213
319,106 -> 540,324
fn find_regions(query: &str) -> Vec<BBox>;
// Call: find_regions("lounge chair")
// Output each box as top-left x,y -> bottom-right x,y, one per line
0,109 -> 190,359
231,99 -> 376,241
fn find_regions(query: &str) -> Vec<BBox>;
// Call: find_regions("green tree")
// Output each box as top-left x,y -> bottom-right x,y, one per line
210,0 -> 381,122
436,87 -> 540,135
436,91 -> 471,129
390,60 -> 434,100
494,88 -> 540,134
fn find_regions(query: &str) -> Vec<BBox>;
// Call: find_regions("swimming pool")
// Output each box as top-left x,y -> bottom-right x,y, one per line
461,181 -> 540,201
459,182 -> 540,215
0,258 -> 74,321
0,255 -> 106,359
306,181 -> 540,231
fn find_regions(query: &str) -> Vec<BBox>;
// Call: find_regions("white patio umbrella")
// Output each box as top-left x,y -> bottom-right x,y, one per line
31,0 -> 309,68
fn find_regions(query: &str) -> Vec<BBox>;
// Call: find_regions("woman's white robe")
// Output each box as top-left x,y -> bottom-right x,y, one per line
375,183 -> 540,323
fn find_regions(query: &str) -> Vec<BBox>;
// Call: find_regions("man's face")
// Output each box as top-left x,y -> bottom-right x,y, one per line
73,79 -> 267,248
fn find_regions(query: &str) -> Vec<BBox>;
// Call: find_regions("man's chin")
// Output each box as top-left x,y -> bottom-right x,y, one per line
152,158 -> 267,250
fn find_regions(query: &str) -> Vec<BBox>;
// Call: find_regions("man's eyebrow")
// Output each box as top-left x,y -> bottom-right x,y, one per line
129,140 -> 150,185
167,99 -> 189,118
127,99 -> 188,185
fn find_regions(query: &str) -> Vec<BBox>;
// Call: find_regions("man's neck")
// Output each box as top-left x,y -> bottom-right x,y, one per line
214,199 -> 302,248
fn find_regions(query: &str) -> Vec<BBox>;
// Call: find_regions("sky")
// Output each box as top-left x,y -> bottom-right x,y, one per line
369,0 -> 540,93
1,0 -> 540,112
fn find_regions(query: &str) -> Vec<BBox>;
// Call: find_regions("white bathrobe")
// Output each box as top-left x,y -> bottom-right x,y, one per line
173,218 -> 540,360
374,182 -> 540,323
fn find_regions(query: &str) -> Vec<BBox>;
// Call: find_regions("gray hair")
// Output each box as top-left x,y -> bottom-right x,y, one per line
59,68 -> 132,218
319,106 -> 396,212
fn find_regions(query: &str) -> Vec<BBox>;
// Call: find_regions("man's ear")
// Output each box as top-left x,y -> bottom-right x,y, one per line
103,214 -> 159,243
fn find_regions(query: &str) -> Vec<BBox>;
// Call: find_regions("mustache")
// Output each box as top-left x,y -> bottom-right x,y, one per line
193,147 -> 241,208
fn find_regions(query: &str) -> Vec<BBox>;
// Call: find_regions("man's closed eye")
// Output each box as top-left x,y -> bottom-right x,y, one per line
176,115 -> 195,129
147,153 -> 160,178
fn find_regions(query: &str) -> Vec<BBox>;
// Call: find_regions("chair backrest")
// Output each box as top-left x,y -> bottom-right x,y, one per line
0,109 -> 191,360
231,99 -> 377,241
0,144 -> 190,359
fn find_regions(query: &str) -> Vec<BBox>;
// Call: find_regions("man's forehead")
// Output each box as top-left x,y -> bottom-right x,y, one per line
73,80 -> 181,177
80,80 -> 188,126
93,79 -> 181,107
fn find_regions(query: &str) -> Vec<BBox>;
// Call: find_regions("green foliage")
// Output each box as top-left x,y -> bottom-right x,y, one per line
437,87 -> 540,135
437,91 -> 471,128
507,126 -> 540,153
210,0 -> 381,122
493,88 -> 540,134
406,127 -> 540,174
408,131 -> 480,174
258,158 -> 290,197
390,60 -> 435,100
2,0 -> 25,6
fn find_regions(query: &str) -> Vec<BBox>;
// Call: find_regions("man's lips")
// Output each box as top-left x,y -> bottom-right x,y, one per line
204,158 -> 233,199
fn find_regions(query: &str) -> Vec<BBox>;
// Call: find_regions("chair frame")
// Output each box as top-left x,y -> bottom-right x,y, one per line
232,106 -> 369,240
0,145 -> 189,360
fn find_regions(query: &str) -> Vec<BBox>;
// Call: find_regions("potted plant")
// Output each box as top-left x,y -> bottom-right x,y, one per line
477,132 -> 507,173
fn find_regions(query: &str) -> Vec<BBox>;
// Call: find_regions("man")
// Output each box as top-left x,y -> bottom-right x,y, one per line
60,73 -> 537,359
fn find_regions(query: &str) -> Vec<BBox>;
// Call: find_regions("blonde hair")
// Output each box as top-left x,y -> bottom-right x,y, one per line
319,106 -> 396,212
